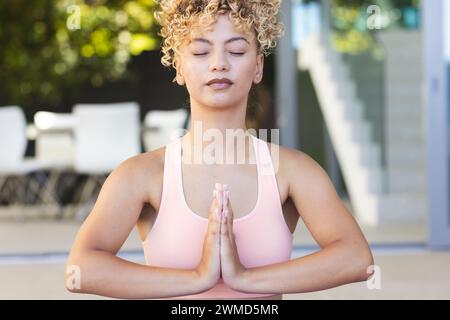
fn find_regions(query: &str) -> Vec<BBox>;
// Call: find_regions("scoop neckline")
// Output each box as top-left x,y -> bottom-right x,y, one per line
177,134 -> 261,223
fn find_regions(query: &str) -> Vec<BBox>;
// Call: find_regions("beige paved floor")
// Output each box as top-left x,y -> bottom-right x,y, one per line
0,252 -> 449,300
0,207 -> 446,300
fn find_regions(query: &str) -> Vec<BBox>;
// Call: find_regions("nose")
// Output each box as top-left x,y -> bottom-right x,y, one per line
208,49 -> 230,72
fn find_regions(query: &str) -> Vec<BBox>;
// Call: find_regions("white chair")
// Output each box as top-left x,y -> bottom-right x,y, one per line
142,108 -> 189,152
32,111 -> 78,218
0,106 -> 60,220
33,111 -> 76,167
72,102 -> 141,220
0,106 -> 27,168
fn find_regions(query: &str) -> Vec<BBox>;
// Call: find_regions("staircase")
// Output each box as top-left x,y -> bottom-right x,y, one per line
377,30 -> 427,224
298,31 -> 426,226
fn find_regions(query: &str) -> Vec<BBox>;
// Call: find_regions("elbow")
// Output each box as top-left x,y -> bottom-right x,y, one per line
353,246 -> 375,282
64,254 -> 87,294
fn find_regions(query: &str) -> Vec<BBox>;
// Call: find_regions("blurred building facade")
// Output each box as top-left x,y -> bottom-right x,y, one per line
279,0 -> 449,248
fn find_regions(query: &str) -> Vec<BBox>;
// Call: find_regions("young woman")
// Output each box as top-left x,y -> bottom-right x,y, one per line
65,0 -> 374,300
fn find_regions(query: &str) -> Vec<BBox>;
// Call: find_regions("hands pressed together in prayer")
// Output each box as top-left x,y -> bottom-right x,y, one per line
195,183 -> 247,291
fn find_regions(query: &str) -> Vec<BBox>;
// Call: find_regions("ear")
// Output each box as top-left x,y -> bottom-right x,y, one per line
175,71 -> 185,86
253,53 -> 264,84
174,56 -> 185,86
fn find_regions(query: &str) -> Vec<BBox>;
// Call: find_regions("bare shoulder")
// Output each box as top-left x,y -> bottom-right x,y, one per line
98,145 -> 166,212
267,141 -> 315,166
265,141 -> 328,196
265,141 -> 314,175
127,147 -> 165,176
117,146 -> 166,203
113,147 -> 164,182
259,140 -> 307,204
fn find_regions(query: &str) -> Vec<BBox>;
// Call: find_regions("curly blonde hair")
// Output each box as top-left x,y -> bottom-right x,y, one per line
154,0 -> 285,76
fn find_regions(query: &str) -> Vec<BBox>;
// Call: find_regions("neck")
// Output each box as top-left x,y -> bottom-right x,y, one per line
181,101 -> 256,165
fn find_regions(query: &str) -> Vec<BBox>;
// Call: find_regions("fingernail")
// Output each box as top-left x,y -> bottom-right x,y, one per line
216,208 -> 221,219
223,184 -> 228,190
223,191 -> 228,206
223,209 -> 228,218
215,182 -> 221,190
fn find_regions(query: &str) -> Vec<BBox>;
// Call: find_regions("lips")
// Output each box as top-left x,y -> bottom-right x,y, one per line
207,78 -> 233,90
206,78 -> 233,86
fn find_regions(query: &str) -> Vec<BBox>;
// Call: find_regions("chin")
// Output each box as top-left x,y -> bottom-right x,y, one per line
204,99 -> 236,109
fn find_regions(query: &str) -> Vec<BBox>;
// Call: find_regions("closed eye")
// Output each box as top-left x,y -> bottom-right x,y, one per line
192,52 -> 245,56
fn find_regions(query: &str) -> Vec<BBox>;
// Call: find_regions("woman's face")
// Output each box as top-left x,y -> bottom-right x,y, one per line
175,13 -> 264,109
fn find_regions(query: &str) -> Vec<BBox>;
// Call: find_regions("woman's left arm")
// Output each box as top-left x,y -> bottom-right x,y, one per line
227,149 -> 375,294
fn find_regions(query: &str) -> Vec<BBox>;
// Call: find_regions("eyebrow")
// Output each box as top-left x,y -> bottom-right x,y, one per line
190,36 -> 249,45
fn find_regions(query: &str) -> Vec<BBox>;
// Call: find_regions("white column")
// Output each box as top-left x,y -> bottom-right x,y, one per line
423,0 -> 450,247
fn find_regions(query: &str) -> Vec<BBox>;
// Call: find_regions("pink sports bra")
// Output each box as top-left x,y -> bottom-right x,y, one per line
141,134 -> 293,299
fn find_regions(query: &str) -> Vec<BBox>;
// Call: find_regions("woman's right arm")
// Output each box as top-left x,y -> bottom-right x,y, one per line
65,154 -> 219,299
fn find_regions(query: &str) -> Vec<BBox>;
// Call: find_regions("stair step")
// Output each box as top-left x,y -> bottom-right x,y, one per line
387,134 -> 425,147
343,101 -> 365,122
388,104 -> 423,117
378,192 -> 426,223
344,163 -> 384,194
330,66 -> 351,83
349,120 -> 372,143
387,115 -> 423,128
384,40 -> 422,48
387,89 -> 422,101
329,82 -> 357,101
387,95 -> 422,109
388,164 -> 426,175
315,61 -> 350,85
352,81 -> 384,93
386,145 -> 425,167
387,86 -> 423,99
359,142 -> 382,168
383,48 -> 422,59
365,165 -> 385,194
388,115 -> 423,125
386,125 -> 425,144
384,52 -> 422,64
386,74 -> 423,87
385,67 -> 422,80
349,69 -> 382,81
387,71 -> 423,83
387,169 -> 427,193
387,83 -> 423,94
386,140 -> 425,152
377,31 -> 422,46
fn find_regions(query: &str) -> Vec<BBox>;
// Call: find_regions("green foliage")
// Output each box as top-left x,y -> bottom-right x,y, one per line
330,0 -> 420,54
331,2 -> 373,54
0,0 -> 160,107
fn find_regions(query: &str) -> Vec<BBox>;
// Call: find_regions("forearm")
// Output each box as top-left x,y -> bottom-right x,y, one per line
66,249 -> 207,299
236,240 -> 374,294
